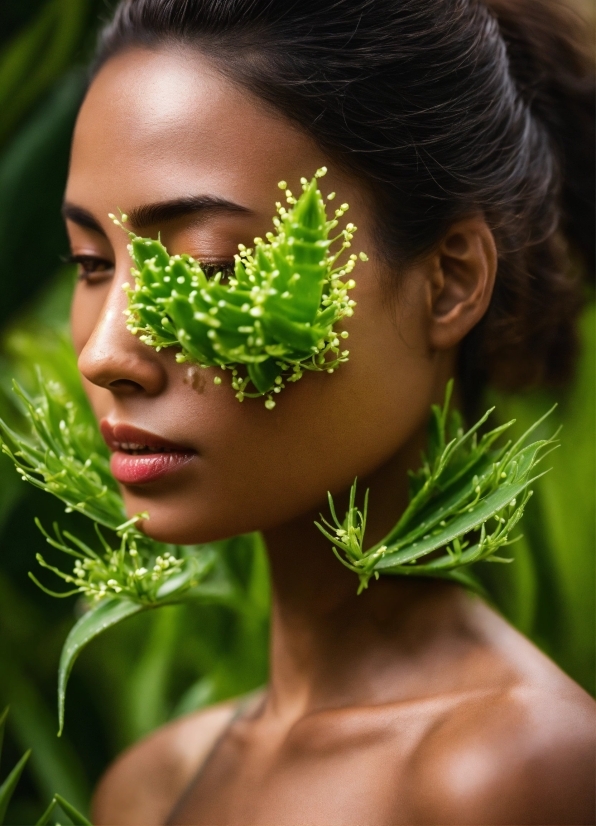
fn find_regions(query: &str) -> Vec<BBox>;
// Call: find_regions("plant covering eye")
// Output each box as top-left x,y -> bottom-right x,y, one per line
120,168 -> 367,409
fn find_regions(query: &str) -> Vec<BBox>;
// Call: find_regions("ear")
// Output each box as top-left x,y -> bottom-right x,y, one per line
426,217 -> 497,350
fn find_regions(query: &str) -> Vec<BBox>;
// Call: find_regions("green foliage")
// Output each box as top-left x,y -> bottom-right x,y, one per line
0,0 -> 88,146
124,170 -> 365,407
0,355 -> 557,735
1,375 -> 124,531
318,382 -> 557,592
0,0 -> 102,331
0,1 -> 110,817
0,369 -> 222,604
0,708 -> 91,824
481,303 -> 596,694
0,708 -> 30,824
0,321 -> 270,821
0,1 -> 593,821
0,358 -> 269,734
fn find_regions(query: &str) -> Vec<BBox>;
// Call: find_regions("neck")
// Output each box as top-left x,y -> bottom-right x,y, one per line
261,436 -> 471,723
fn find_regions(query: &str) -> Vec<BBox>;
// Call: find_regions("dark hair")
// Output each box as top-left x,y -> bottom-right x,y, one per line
94,0 -> 595,401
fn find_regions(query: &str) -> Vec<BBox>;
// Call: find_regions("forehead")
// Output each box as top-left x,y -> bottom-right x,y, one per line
67,47 -> 322,210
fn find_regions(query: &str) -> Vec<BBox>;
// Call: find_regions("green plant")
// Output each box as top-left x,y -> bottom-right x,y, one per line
0,0 -> 88,147
0,707 -> 91,824
317,382 -> 557,593
0,370 -> 557,740
0,167 -> 562,742
0,26 -> 591,818
0,369 -> 264,735
123,169 -> 366,408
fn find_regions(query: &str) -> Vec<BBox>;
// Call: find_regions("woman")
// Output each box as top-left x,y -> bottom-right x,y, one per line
63,0 -> 595,822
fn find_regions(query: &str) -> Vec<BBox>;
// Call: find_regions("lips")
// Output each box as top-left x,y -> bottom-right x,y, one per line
100,420 -> 196,485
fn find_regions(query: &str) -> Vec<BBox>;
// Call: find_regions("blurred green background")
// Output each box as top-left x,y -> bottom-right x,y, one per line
0,1 -> 593,822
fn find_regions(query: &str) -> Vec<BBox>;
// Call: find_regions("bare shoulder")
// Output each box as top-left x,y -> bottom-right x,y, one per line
407,646 -> 596,825
92,699 -> 239,826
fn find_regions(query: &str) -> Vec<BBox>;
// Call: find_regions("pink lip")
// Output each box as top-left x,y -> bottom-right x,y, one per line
100,420 -> 196,485
109,451 -> 195,485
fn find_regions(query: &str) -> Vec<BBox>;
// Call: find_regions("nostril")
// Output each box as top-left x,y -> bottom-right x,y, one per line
108,379 -> 144,392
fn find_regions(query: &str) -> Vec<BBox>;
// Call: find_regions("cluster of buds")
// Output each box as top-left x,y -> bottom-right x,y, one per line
34,524 -> 187,605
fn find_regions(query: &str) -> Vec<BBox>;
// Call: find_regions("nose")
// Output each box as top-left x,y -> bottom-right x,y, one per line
77,275 -> 168,397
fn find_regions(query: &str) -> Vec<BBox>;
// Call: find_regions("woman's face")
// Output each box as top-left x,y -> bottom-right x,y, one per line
66,47 -> 442,544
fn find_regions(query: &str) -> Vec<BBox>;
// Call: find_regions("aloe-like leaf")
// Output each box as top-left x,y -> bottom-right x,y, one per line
58,598 -> 144,735
318,380 -> 558,592
0,749 -> 31,823
124,170 -> 363,407
377,477 -> 537,570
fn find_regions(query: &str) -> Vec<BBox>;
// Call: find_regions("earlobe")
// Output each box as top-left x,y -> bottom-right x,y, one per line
427,217 -> 497,351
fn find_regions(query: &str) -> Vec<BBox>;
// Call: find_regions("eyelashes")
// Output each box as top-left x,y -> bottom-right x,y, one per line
65,254 -> 114,283
65,254 -> 236,284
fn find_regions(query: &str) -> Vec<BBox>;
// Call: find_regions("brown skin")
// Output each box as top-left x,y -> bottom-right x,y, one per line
64,47 -> 596,825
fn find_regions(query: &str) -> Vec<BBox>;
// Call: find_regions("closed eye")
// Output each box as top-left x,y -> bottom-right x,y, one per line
66,254 -> 114,283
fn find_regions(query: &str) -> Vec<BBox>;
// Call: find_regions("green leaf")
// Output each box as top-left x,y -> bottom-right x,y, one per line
125,607 -> 181,739
125,170 -> 361,405
35,798 -> 58,825
318,381 -> 557,592
376,477 -> 536,570
58,598 -> 144,735
0,373 -> 124,531
53,793 -> 92,825
481,302 -> 596,694
0,74 -> 85,327
0,749 -> 30,823
0,643 -> 89,810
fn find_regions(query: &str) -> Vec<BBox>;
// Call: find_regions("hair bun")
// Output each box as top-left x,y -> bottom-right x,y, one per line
487,0 -> 595,279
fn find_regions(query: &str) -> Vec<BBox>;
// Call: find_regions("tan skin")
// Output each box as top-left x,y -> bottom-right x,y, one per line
63,47 -> 595,825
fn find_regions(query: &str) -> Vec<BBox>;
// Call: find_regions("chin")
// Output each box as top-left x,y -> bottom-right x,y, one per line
131,509 -> 225,546
122,493 -> 251,546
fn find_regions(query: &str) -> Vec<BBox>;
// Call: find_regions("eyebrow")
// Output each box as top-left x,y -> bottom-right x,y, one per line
62,195 -> 251,234
127,195 -> 251,229
61,203 -> 107,236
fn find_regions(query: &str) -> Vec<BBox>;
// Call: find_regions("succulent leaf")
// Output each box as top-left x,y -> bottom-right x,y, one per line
123,171 -> 362,407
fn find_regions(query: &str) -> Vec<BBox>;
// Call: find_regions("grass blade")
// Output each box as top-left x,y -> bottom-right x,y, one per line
54,793 -> 92,825
35,797 -> 58,825
0,749 -> 31,823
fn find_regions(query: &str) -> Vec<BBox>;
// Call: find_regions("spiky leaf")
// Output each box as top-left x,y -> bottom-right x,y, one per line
317,381 -> 558,593
0,750 -> 31,823
124,171 -> 364,407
